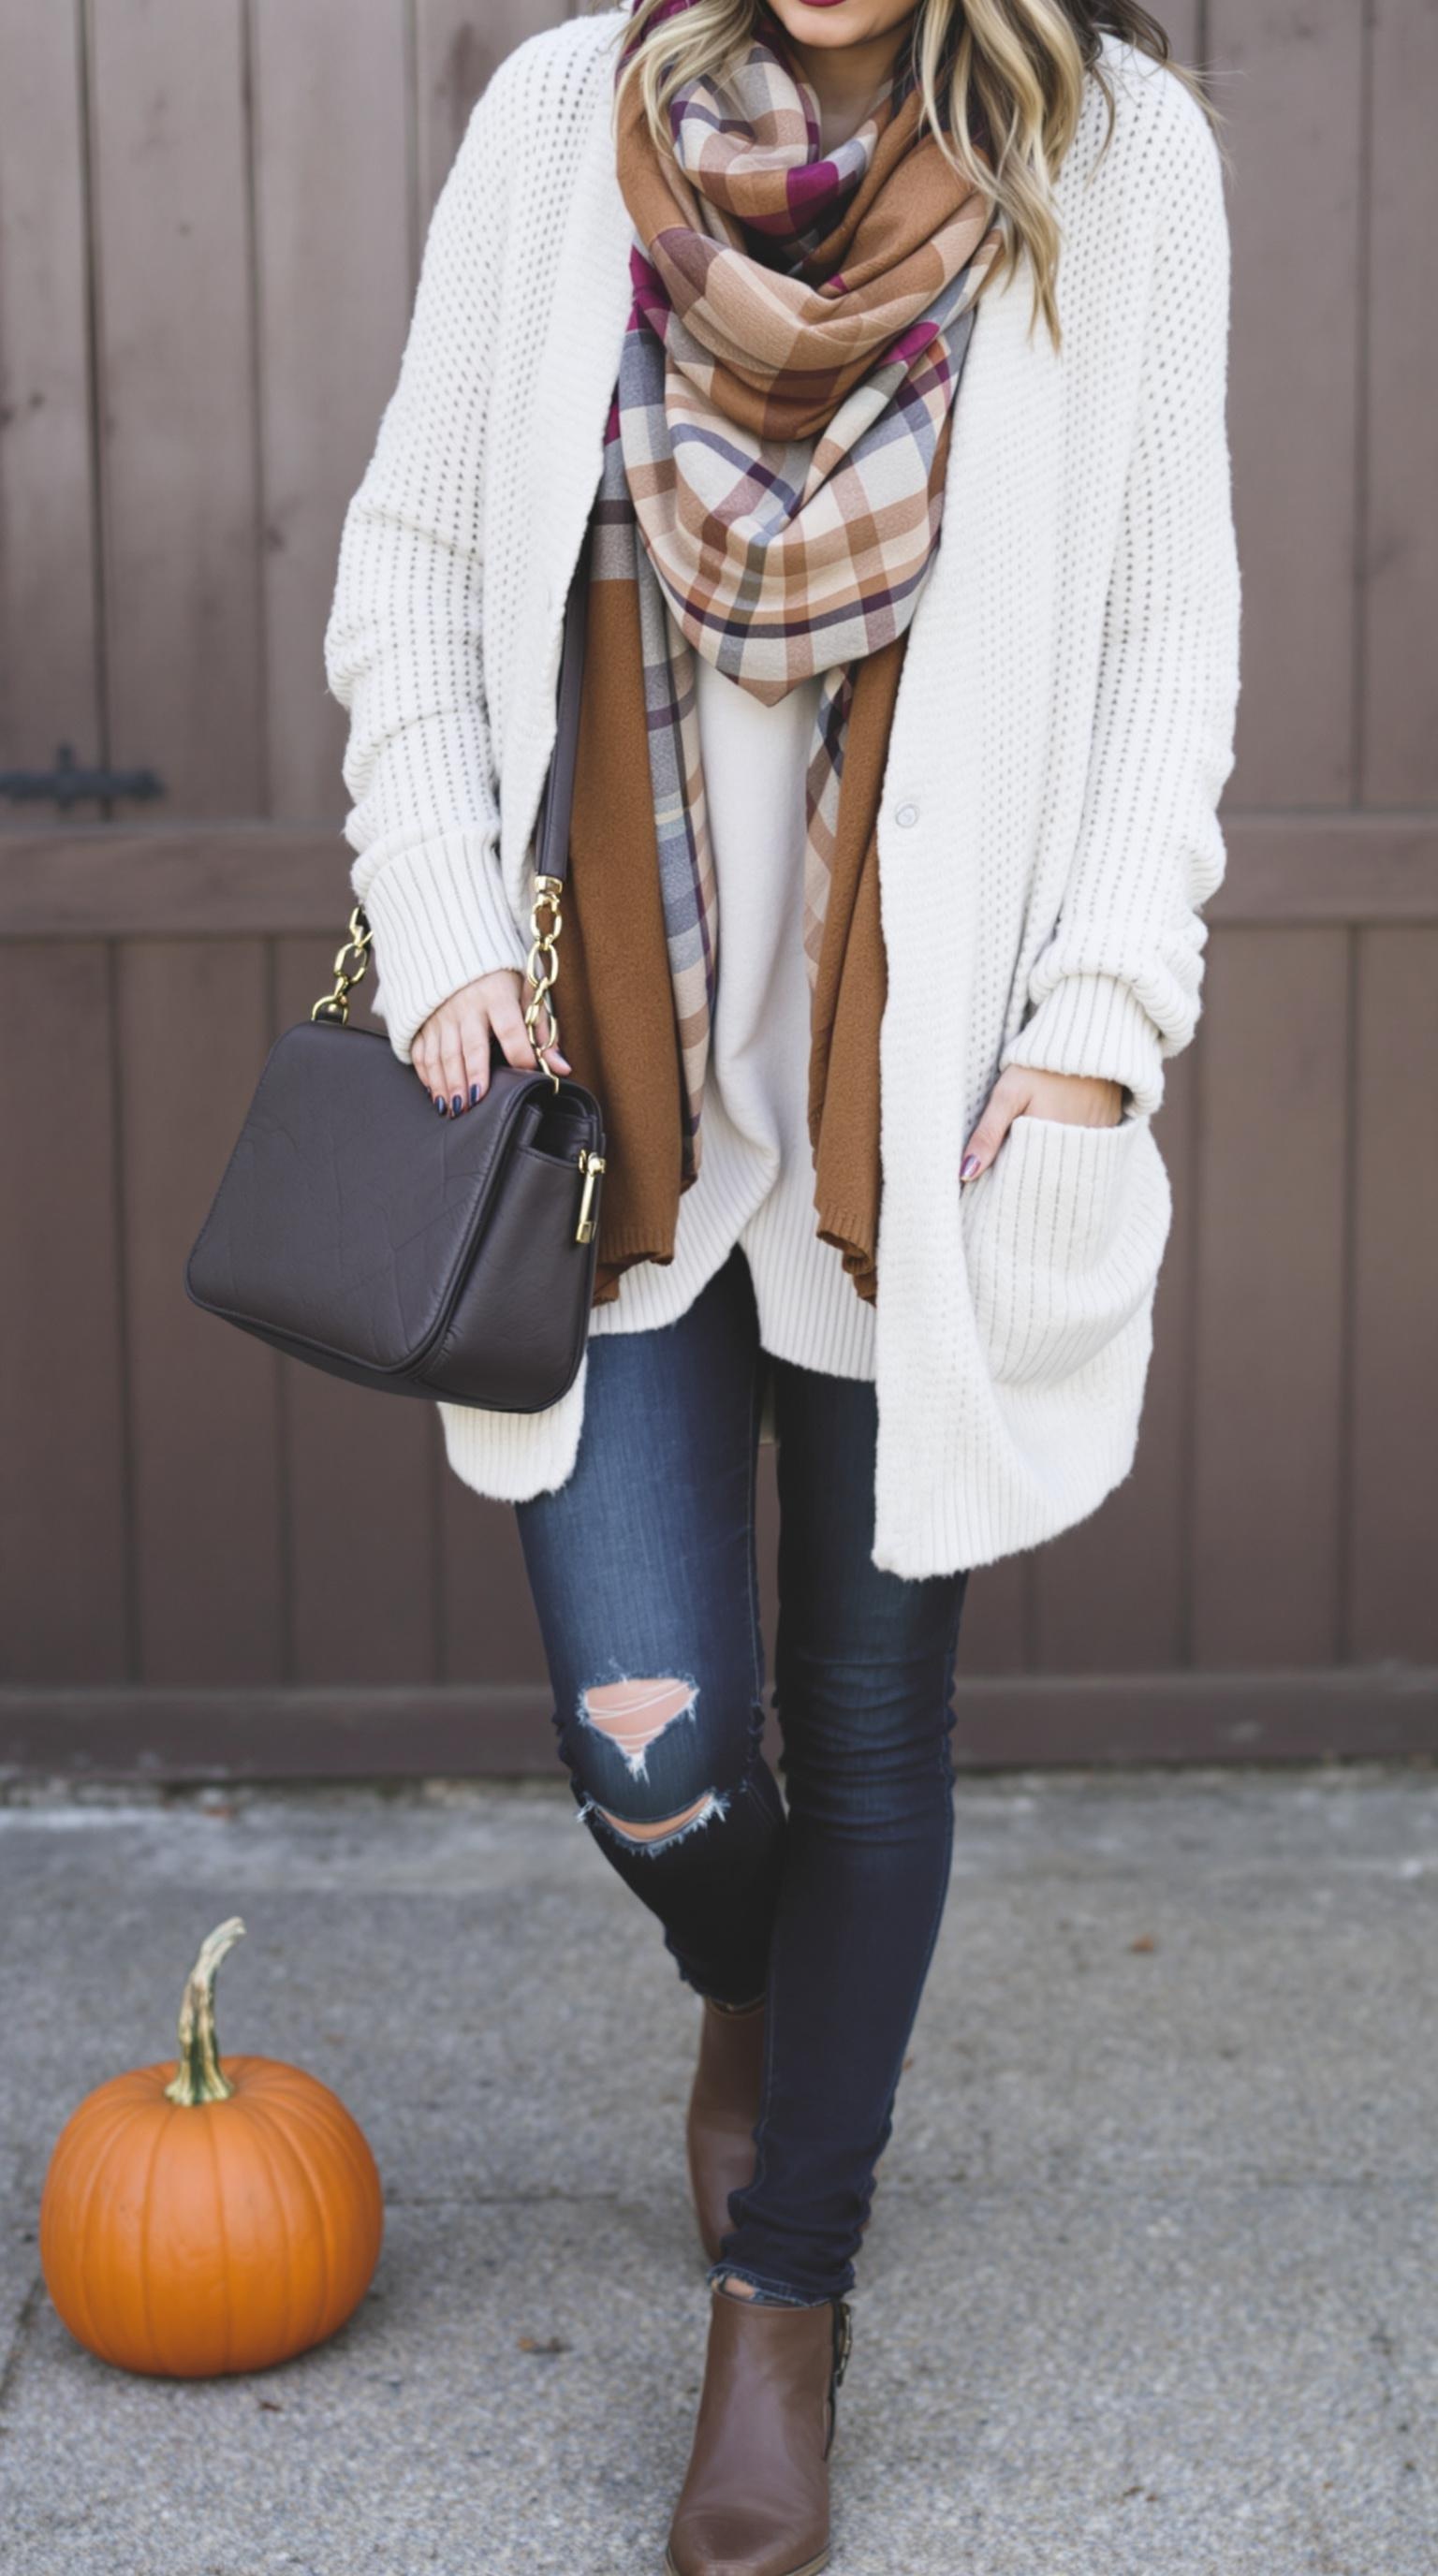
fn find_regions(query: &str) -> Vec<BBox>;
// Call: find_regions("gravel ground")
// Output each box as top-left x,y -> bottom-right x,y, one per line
1,1766 -> 1435,2575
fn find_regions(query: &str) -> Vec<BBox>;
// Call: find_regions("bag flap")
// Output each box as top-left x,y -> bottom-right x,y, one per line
186,1022 -> 555,1372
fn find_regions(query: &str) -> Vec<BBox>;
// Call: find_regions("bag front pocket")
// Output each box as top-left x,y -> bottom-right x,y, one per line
961,1110 -> 1172,1392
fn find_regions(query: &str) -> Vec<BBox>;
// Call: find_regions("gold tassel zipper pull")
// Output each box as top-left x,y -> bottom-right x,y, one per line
575,1149 -> 606,1245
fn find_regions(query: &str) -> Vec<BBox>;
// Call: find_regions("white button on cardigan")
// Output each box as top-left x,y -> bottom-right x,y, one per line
323,11 -> 1240,1578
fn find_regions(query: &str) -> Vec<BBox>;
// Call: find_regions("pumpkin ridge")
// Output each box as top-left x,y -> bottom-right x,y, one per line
235,2092 -> 333,2348
249,2080 -> 384,2291
274,2093 -> 382,2287
227,2098 -> 299,2364
132,2099 -> 172,2374
46,2088 -> 141,2201
204,2109 -> 233,2378
45,2117 -> 107,2361
63,2097 -> 167,2373
60,2097 -> 161,2365
248,2073 -> 381,2212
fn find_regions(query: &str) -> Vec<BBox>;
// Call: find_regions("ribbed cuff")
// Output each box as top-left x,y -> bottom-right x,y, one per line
355,828 -> 530,1061
1000,972 -> 1166,1118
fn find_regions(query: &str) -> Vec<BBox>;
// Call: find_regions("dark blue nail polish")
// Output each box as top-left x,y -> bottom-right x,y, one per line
434,1095 -> 447,1117
470,1083 -> 482,1107
451,1093 -> 464,1118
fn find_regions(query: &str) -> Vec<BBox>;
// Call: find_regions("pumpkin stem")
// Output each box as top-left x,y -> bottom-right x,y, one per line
163,1917 -> 246,2106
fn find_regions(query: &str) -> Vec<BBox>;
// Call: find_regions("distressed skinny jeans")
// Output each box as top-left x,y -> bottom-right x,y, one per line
515,1248 -> 969,2303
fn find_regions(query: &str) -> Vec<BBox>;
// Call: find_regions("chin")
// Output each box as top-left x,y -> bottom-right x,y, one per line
770,3 -> 880,35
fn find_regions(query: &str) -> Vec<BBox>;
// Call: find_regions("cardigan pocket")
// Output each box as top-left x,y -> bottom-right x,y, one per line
961,1110 -> 1172,1392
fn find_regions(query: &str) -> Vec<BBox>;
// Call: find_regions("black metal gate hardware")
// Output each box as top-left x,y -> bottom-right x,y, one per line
0,744 -> 165,810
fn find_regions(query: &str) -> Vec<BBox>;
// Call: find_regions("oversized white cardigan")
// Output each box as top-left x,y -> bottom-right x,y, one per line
324,10 -> 1240,1580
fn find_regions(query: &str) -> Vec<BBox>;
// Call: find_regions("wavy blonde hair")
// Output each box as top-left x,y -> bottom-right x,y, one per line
613,0 -> 1215,344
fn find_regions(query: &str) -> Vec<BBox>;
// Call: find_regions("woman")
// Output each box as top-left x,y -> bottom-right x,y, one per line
326,0 -> 1238,2566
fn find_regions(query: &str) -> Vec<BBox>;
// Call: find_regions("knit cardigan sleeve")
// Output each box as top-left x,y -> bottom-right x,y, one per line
1000,87 -> 1240,1119
323,69 -> 530,1061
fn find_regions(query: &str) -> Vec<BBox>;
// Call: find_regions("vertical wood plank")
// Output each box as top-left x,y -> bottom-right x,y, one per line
87,0 -> 262,815
0,944 -> 129,1680
1034,1042 -> 1199,1673
439,1476 -> 548,1689
117,937 -> 286,1679
1161,0 -> 1203,68
413,0 -> 576,227
957,1558 -> 1028,1678
1209,0 -> 1363,806
0,0 -> 101,770
1361,0 -> 1438,805
271,938 -> 440,1684
1189,927 -> 1349,1668
1346,928 -> 1438,1661
250,0 -> 415,820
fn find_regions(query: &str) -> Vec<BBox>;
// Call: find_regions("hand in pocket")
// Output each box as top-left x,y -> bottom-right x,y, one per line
960,1066 -> 1124,1183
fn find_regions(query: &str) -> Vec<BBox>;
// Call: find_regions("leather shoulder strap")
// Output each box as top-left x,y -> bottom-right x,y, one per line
532,522 -> 592,891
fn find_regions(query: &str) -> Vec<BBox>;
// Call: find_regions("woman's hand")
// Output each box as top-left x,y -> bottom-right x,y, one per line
411,970 -> 570,1116
960,1066 -> 1124,1182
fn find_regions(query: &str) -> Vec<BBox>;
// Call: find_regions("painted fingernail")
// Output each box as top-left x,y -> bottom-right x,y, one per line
470,1083 -> 482,1106
434,1095 -> 448,1117
451,1093 -> 464,1117
960,1154 -> 981,1180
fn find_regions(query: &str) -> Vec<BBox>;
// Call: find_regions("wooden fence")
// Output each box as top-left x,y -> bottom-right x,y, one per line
1,0 -> 1435,1776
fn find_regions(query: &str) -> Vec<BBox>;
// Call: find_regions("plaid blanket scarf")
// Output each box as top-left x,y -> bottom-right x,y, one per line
594,5 -> 999,1172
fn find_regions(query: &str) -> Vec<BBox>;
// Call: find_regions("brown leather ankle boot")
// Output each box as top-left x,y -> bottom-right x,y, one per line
666,2289 -> 851,2576
686,1998 -> 767,2264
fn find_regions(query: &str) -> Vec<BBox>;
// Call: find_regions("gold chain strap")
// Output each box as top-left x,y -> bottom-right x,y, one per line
311,905 -> 374,1025
311,886 -> 567,1089
523,872 -> 565,1090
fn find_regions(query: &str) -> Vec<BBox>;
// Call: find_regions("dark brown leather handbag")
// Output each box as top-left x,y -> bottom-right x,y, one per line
185,540 -> 605,1412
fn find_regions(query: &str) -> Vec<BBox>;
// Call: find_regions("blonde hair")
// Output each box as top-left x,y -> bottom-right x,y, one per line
614,0 -> 1216,344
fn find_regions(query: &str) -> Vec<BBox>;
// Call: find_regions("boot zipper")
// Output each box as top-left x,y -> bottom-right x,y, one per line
832,2297 -> 853,2389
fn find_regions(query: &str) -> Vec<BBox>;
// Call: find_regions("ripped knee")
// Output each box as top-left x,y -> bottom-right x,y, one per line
581,1676 -> 697,1774
572,1675 -> 726,1853
593,1790 -> 726,1851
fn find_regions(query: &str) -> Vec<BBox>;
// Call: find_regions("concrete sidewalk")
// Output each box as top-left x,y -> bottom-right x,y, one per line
0,1768 -> 1434,2575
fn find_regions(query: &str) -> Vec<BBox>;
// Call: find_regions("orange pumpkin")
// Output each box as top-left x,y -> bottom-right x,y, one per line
39,1917 -> 383,2378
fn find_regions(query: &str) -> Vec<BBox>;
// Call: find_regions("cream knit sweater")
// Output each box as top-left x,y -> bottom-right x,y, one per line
324,11 -> 1240,1580
583,661 -> 880,1380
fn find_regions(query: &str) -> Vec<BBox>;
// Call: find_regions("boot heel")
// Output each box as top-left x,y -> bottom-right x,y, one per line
667,2553 -> 829,2576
